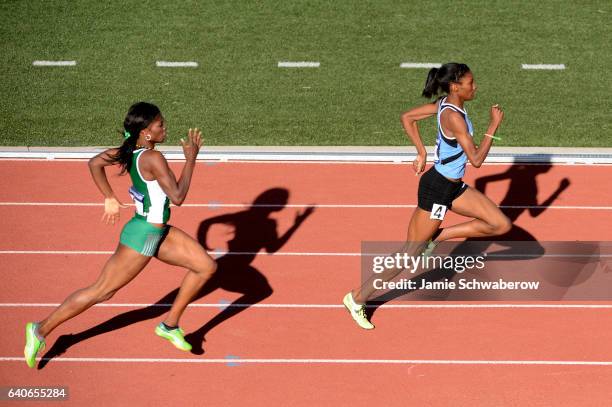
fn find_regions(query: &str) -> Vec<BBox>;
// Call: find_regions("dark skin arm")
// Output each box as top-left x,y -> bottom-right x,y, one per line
139,128 -> 202,206
400,101 -> 439,174
442,105 -> 504,168
88,148 -> 128,225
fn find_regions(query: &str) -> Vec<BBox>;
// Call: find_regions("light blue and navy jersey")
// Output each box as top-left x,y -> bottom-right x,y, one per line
433,97 -> 474,179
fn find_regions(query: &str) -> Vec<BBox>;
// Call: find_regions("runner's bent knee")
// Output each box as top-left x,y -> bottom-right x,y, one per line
184,250 -> 216,277
195,256 -> 217,277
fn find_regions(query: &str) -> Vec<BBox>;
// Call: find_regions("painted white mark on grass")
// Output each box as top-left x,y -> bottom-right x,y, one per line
521,64 -> 566,70
400,62 -> 441,69
278,61 -> 320,68
155,61 -> 198,68
32,60 -> 76,67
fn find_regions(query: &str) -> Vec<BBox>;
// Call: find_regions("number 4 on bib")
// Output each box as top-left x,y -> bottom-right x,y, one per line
430,204 -> 447,220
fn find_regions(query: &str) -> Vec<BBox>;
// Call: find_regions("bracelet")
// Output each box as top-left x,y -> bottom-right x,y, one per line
484,133 -> 502,141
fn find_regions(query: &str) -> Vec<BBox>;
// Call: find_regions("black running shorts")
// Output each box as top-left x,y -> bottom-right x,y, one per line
417,166 -> 468,218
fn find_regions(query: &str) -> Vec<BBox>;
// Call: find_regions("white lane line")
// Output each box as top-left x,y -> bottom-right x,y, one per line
522,64 -> 566,70
1,356 -> 611,366
499,205 -> 612,210
0,251 -> 114,255
183,203 -> 416,209
32,60 -> 77,66
400,62 -> 442,69
0,202 -> 104,206
2,158 -> 612,167
1,251 -> 611,257
0,251 -> 354,255
2,155 -> 611,165
278,61 -> 320,68
3,303 -> 612,309
155,61 -> 198,68
1,202 -> 611,210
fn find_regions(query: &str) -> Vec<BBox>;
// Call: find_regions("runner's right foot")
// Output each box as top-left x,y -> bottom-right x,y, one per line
155,323 -> 192,351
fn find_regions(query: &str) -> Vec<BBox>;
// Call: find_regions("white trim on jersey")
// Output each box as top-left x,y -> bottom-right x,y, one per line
437,97 -> 468,140
135,150 -> 169,224
437,106 -> 460,140
440,99 -> 467,115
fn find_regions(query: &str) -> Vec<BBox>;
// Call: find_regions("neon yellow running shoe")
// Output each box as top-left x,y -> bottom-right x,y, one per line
342,293 -> 374,330
24,322 -> 45,368
155,323 -> 192,351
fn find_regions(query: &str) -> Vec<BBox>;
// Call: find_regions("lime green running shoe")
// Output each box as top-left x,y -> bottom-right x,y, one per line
343,293 -> 374,330
24,322 -> 45,368
155,323 -> 192,351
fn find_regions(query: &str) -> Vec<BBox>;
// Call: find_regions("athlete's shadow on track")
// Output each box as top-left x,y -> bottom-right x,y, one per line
184,189 -> 314,353
368,158 -> 570,314
473,160 -> 570,242
39,188 -> 314,368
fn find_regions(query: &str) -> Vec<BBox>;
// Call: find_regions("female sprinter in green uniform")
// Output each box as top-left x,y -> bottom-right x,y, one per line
343,63 -> 510,329
24,102 -> 216,367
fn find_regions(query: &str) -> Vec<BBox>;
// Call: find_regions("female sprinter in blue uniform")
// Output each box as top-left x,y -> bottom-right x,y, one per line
344,63 -> 510,329
24,102 -> 217,367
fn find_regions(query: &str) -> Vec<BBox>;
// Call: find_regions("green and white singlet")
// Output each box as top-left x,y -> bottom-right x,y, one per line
128,148 -> 171,224
119,149 -> 171,256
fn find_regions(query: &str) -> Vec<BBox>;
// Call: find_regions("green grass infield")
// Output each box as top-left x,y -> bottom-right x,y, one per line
0,1 -> 610,147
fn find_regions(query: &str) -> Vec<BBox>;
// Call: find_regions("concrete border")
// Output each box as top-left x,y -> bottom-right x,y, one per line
1,146 -> 612,164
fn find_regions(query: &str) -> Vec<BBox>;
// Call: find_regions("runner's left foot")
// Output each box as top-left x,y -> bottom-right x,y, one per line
24,322 -> 45,368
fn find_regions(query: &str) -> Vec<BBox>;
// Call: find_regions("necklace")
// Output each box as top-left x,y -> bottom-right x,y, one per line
135,144 -> 154,150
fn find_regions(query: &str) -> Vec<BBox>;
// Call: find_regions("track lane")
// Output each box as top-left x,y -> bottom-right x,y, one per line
1,362 -> 611,407
5,306 -> 612,362
0,206 -> 610,253
1,161 -> 610,207
2,159 -> 612,407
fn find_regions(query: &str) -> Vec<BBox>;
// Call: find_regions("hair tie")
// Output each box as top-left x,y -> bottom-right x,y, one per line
124,130 -> 131,139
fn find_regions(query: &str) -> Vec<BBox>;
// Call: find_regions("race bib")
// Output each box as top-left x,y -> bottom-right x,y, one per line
430,203 -> 447,220
128,186 -> 145,215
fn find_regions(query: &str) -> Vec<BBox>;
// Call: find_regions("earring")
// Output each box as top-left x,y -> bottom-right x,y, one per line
145,134 -> 152,141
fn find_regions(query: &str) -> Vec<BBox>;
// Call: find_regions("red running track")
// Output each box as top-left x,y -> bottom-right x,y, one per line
1,159 -> 612,406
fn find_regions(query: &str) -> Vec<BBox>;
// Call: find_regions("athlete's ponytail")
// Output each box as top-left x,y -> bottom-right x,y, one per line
421,68 -> 440,98
107,102 -> 161,174
421,63 -> 471,99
